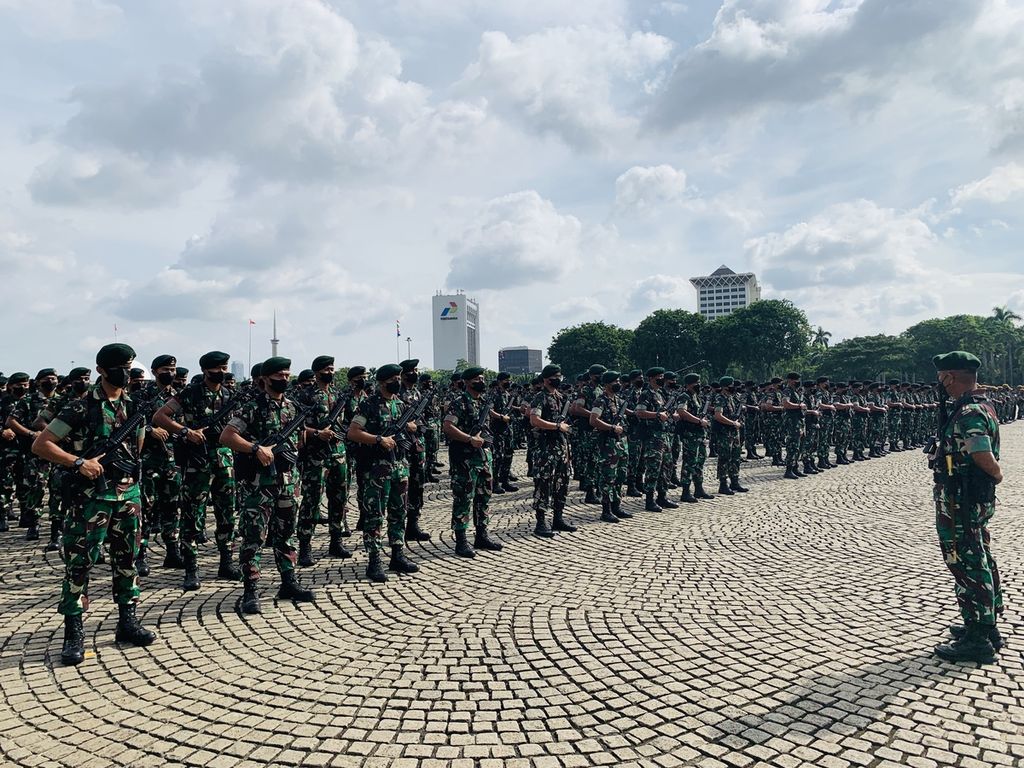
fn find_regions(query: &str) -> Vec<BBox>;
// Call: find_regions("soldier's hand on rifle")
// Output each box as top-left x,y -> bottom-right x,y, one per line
1,428 -> 14,441
255,446 -> 274,467
406,421 -> 418,433
557,422 -> 571,434
316,428 -> 334,441
380,435 -> 397,451
701,418 -> 710,429
150,427 -> 169,442
658,412 -> 669,423
186,428 -> 206,445
469,435 -> 485,449
79,457 -> 104,480
613,425 -> 624,437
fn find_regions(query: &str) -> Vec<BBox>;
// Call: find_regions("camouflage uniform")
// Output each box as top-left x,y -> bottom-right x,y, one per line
400,383 -> 428,536
713,390 -> 742,481
832,389 -> 852,460
624,381 -> 645,490
634,387 -> 671,496
782,384 -> 804,472
490,385 -> 515,489
591,392 -> 627,505
445,391 -> 493,531
816,387 -> 834,465
761,388 -> 783,461
801,386 -> 820,464
296,385 -> 349,541
677,389 -> 707,487
10,389 -> 54,529
138,383 -> 182,555
351,393 -> 410,556
529,388 -> 571,519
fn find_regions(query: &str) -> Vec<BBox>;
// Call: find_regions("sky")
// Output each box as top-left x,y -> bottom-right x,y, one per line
2,0 -> 1024,376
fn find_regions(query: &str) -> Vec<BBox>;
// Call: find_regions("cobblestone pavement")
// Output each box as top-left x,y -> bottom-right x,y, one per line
1,429 -> 1023,768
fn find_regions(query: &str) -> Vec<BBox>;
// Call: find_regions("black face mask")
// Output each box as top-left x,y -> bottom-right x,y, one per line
157,371 -> 175,386
547,377 -> 562,388
267,378 -> 288,394
206,370 -> 225,384
667,382 -> 678,390
469,380 -> 486,393
654,378 -> 665,388
384,380 -> 401,395
104,367 -> 129,388
317,372 -> 333,384
72,380 -> 89,395
632,380 -> 642,388
610,383 -> 621,393
39,381 -> 56,394
129,381 -> 144,392
403,374 -> 417,384
11,385 -> 27,397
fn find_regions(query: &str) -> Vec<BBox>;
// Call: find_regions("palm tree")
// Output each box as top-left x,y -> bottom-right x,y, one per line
991,306 -> 1022,384
812,326 -> 832,349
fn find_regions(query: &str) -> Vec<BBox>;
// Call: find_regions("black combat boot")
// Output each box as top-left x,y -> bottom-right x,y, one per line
135,544 -> 150,578
729,477 -> 749,493
818,457 -> 833,470
182,549 -> 201,592
803,460 -> 818,474
26,524 -> 39,541
474,527 -> 503,551
656,492 -> 679,509
694,479 -> 714,499
389,544 -> 420,573
626,481 -> 642,498
298,537 -> 314,568
0,514 -> 8,533
61,614 -> 85,666
934,623 -> 996,663
784,467 -> 799,480
277,571 -> 315,602
240,580 -> 261,614
218,549 -> 241,580
355,509 -> 365,532
328,531 -> 352,559
745,449 -> 761,460
534,510 -> 555,538
600,499 -> 619,523
949,623 -> 1004,651
552,506 -> 577,532
584,487 -> 599,505
162,539 -> 185,569
45,520 -> 62,552
115,603 -> 156,646
611,499 -> 633,519
454,529 -> 476,558
365,551 -> 388,583
491,482 -> 506,495
717,478 -> 733,495
501,480 -> 519,493
679,482 -> 697,503
405,511 -> 432,542
644,491 -> 662,512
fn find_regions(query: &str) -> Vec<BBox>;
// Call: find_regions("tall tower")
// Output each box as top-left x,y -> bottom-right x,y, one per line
271,310 -> 280,357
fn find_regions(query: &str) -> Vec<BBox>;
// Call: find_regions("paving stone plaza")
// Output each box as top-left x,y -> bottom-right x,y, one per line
1,428 -> 1022,768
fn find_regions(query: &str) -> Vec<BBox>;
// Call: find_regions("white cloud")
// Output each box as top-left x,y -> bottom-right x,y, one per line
0,0 -> 122,40
614,164 -> 687,214
446,190 -> 583,290
551,296 -> 602,321
626,274 -> 694,312
950,162 -> 1024,206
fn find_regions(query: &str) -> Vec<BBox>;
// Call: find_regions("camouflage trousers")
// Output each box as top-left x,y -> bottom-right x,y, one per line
297,445 -> 349,539
407,441 -> 426,513
641,433 -> 671,494
361,462 -> 409,556
678,430 -> 707,486
743,415 -> 760,453
762,414 -> 782,459
714,428 -> 741,480
180,446 -> 236,556
532,438 -> 570,514
594,434 -> 627,504
579,430 -> 600,491
869,415 -> 886,449
783,417 -> 804,470
58,483 -> 141,616
0,447 -> 25,518
934,484 -> 1003,626
450,449 -> 492,531
47,468 -> 64,533
801,422 -> 819,462
424,422 -> 439,470
626,429 -> 644,487
141,448 -> 181,549
19,451 -> 48,526
887,411 -> 902,445
491,429 -> 514,485
833,416 -> 852,457
569,429 -> 582,479
850,415 -> 867,452
817,415 -> 834,461
238,481 -> 298,583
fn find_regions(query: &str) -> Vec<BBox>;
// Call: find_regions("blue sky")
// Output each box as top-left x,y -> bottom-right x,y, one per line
1,0 -> 1023,375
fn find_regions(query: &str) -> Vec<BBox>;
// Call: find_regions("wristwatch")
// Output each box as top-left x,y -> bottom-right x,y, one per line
179,427 -> 190,437
375,435 -> 382,445
72,457 -> 85,471
250,443 -> 260,454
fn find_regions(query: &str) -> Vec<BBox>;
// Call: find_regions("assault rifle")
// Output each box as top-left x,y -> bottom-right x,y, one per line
320,387 -> 354,440
175,387 -> 257,469
469,393 -> 495,461
69,391 -> 161,495
236,402 -> 315,482
383,393 -> 431,461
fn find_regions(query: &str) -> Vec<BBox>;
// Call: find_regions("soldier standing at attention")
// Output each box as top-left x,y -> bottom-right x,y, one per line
220,356 -> 314,615
529,365 -> 576,537
399,359 -> 432,543
713,377 -> 747,495
0,372 -> 31,532
782,373 -> 806,480
623,369 -> 645,497
676,373 -> 713,503
32,343 -> 156,666
761,378 -> 785,466
443,366 -> 503,557
7,368 -> 59,540
831,382 -> 853,464
633,367 -> 678,512
489,371 -> 518,494
418,373 -> 443,483
929,352 -> 1004,663
816,377 -> 836,469
589,371 -> 632,523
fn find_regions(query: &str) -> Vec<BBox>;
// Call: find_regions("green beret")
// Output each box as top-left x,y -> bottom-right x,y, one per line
719,376 -> 734,387
96,343 -> 136,369
199,351 -> 229,369
249,364 -> 261,378
450,372 -> 463,381
664,371 -> 677,381
683,373 -> 700,385
887,378 -> 900,385
541,364 -> 561,378
817,376 -> 829,384
710,382 -> 721,390
8,372 -> 29,384
176,367 -> 189,377
68,367 -> 91,379
399,359 -> 420,371
868,382 -> 880,390
130,368 -> 146,379
261,356 -> 291,377
151,355 -> 176,370
933,351 -> 981,372
588,364 -> 607,376
347,366 -> 367,379
376,363 -> 402,380
770,377 -> 783,384
297,369 -> 315,383
646,367 -> 665,378
836,381 -> 849,388
600,371 -> 620,384
36,368 -> 57,379
462,366 -> 486,379
311,355 -> 334,372
785,372 -> 801,381
496,371 -> 511,381
418,373 -> 432,383
628,369 -> 642,379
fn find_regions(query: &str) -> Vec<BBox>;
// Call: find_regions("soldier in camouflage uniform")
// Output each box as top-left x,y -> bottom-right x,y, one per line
524,376 -> 542,478
342,366 -> 368,533
220,356 -> 314,614
782,373 -> 806,480
399,359 -> 432,543
800,381 -> 821,475
443,366 -> 504,557
675,373 -> 713,503
32,343 -> 156,666
815,377 -> 836,469
760,378 -> 785,466
573,365 -> 605,503
831,381 -> 853,464
347,364 -> 421,581
528,364 -> 576,537
867,383 -> 888,457
6,368 -> 59,540
295,355 -> 353,567
0,372 -> 31,532
489,372 -> 518,494
623,370 -> 645,497
633,367 -> 679,512
712,377 -> 747,495
741,381 -> 761,460
589,371 -> 633,523
885,378 -> 903,452
929,351 -> 1005,663
418,373 -> 443,482
153,350 -> 241,591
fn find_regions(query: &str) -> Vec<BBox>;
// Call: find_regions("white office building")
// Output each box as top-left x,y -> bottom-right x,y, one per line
432,291 -> 480,370
689,265 -> 761,319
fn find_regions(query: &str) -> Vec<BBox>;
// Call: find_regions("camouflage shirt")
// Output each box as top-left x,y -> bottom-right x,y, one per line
634,387 -> 671,434
226,393 -> 302,486
942,393 -> 1000,468
352,392 -> 407,469
530,389 -> 570,445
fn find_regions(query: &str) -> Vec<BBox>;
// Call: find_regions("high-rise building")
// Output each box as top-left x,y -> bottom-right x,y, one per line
689,265 -> 761,319
230,361 -> 245,381
432,291 -> 480,370
498,347 -> 542,375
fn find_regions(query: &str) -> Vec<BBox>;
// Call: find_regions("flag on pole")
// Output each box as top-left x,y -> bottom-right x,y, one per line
396,320 -> 401,338
249,319 -> 256,326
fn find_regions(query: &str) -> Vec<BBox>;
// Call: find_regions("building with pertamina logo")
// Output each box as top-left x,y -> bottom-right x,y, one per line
432,291 -> 480,370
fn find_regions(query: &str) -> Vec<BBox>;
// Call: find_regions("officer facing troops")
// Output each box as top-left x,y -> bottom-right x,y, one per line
32,343 -> 156,666
929,352 -> 1005,663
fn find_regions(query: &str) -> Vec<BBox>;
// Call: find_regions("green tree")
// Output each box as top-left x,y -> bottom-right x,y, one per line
812,335 -> 915,381
548,321 -> 634,375
702,300 -> 812,380
902,316 -> 1001,380
629,309 -> 706,372
812,326 -> 832,349
990,306 -> 1022,385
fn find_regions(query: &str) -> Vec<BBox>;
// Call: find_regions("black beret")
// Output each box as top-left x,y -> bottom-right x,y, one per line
418,373 -> 432,383
68,367 -> 91,379
261,356 -> 291,377
8,372 -> 29,384
399,359 -> 420,371
96,343 -> 136,369
720,376 -> 735,387
664,371 -> 677,381
151,355 -> 176,370
462,366 -> 486,379
199,350 -> 230,369
868,382 -> 880,390
646,367 -> 666,378
224,372 -> 235,382
496,371 -> 511,381
710,382 -> 721,390
887,378 -> 900,385
376,363 -> 402,380
816,376 -> 829,384
311,355 -> 334,372
176,367 -> 189,377
541,364 -> 561,378
347,366 -> 367,379
297,369 -> 315,383
249,364 -> 262,378
744,380 -> 755,387
531,377 -> 543,385
683,373 -> 700,385
770,377 -> 783,384
36,368 -> 57,379
802,381 -> 814,388
191,374 -> 204,383
933,351 -> 981,372
600,371 -> 620,384
785,372 -> 801,380
588,364 -> 607,376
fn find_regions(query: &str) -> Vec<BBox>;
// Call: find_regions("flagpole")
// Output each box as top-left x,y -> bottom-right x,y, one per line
248,321 -> 252,377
